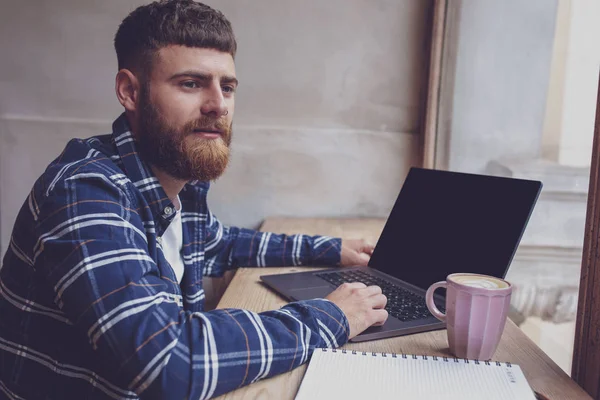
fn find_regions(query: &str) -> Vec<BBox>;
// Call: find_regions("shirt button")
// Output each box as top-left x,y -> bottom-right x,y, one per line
157,237 -> 163,245
163,206 -> 174,216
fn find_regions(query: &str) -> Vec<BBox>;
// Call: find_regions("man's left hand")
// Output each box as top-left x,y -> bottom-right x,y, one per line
339,239 -> 375,267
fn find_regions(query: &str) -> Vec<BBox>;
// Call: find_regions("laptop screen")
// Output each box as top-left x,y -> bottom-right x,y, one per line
369,168 -> 542,292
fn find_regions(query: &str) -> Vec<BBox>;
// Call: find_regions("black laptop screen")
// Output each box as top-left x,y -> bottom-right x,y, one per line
369,168 -> 542,292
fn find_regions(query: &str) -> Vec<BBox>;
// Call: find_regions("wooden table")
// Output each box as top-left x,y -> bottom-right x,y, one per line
214,217 -> 591,400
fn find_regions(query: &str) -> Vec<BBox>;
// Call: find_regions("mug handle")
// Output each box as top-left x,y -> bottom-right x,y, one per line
426,281 -> 447,322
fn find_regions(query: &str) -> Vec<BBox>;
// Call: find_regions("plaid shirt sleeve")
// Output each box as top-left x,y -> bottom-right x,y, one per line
36,170 -> 349,399
203,211 -> 342,277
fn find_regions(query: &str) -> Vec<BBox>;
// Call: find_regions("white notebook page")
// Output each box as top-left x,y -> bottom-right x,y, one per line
295,349 -> 537,400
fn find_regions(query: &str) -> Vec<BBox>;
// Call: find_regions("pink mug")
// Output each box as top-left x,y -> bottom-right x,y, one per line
425,273 -> 512,360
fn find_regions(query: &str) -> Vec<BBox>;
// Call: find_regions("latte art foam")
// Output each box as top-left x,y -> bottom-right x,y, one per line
450,275 -> 509,289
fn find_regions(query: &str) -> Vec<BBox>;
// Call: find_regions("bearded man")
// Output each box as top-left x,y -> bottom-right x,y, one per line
0,1 -> 388,398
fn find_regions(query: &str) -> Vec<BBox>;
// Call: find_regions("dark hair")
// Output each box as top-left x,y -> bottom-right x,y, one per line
114,0 -> 237,74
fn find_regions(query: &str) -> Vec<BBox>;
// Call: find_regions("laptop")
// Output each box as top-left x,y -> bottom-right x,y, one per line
260,167 -> 543,342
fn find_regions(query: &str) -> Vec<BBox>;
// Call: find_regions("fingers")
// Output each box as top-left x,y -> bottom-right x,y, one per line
357,252 -> 370,266
339,282 -> 367,290
361,285 -> 382,296
363,243 -> 375,256
338,284 -> 385,302
354,239 -> 374,254
356,239 -> 374,254
370,309 -> 389,326
357,240 -> 374,266
357,285 -> 387,309
340,239 -> 374,267
370,293 -> 387,309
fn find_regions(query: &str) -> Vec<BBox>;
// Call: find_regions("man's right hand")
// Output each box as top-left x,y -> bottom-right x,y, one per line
325,282 -> 388,339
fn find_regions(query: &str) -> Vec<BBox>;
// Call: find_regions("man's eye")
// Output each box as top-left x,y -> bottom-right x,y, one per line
222,85 -> 235,94
181,81 -> 199,89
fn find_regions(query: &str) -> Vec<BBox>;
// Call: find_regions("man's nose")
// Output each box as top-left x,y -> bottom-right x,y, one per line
201,84 -> 228,117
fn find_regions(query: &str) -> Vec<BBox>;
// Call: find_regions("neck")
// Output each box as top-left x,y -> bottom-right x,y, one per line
125,110 -> 140,138
151,166 -> 187,204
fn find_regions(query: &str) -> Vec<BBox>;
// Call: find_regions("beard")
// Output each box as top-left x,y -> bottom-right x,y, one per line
135,85 -> 232,182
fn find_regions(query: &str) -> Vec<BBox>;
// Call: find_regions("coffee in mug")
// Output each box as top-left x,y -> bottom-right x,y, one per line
425,273 -> 512,361
450,275 -> 509,289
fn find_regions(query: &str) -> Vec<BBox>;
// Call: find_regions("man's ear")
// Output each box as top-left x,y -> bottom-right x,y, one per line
115,69 -> 141,113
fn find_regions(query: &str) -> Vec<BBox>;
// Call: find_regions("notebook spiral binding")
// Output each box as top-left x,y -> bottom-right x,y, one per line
322,348 -> 512,368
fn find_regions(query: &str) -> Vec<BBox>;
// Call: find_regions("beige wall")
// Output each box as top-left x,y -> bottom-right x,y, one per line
549,0 -> 600,167
0,1 -> 431,253
444,0 -> 558,174
541,0 -> 570,162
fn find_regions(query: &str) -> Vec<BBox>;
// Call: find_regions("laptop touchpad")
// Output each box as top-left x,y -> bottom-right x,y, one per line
289,287 -> 334,301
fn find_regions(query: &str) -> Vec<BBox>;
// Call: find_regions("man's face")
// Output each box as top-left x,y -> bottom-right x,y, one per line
136,46 -> 237,182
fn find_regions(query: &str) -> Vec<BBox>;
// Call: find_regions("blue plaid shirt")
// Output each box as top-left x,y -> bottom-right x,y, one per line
0,113 -> 348,399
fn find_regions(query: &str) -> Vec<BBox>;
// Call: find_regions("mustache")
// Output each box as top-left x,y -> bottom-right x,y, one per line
183,117 -> 230,133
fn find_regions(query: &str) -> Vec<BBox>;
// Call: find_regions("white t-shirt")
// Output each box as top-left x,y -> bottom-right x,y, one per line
160,196 -> 184,284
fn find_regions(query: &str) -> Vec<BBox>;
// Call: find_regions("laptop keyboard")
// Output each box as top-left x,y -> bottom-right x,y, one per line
315,269 -> 444,322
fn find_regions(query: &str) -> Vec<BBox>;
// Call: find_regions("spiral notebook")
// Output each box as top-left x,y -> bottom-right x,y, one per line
295,348 -> 537,400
